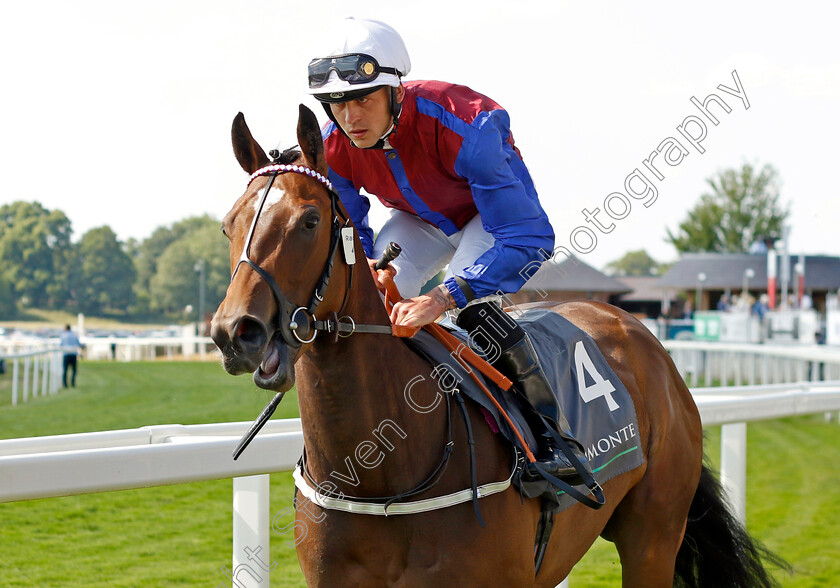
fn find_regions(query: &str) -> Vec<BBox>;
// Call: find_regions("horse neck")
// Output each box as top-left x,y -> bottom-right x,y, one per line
295,269 -> 448,492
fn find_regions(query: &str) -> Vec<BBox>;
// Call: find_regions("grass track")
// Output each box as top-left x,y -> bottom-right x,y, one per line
1,361 -> 837,586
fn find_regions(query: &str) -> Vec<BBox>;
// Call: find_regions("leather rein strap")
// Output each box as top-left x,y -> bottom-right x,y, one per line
234,159 -> 539,465
231,161 -> 386,461
232,160 -> 604,511
379,276 -> 605,509
232,163 -> 342,348
377,276 -> 538,463
233,162 -> 391,347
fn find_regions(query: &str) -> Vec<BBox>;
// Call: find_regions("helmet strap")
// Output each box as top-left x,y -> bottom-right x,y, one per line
388,85 -> 402,134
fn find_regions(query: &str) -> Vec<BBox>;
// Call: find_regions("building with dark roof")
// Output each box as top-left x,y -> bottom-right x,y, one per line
509,257 -> 632,305
657,253 -> 840,312
609,276 -> 674,318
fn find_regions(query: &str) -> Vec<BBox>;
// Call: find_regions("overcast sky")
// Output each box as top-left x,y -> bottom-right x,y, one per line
2,0 -> 838,270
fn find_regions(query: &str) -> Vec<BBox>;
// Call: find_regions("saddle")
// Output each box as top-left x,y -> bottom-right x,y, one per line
403,312 -> 645,511
377,273 -> 643,513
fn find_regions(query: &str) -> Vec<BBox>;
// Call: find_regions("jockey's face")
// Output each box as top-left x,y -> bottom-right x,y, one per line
329,86 -> 404,149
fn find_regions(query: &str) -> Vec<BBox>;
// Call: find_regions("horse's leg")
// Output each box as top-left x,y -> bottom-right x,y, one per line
604,384 -> 702,587
524,465 -> 651,588
609,506 -> 691,587
548,302 -> 704,587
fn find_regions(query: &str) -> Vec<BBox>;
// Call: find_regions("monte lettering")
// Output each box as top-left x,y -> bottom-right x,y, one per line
584,423 -> 638,462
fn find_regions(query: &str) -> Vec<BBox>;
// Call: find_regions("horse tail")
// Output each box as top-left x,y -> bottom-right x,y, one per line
674,463 -> 790,588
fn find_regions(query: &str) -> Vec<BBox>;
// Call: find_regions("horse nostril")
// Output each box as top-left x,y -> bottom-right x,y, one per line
234,317 -> 268,352
210,321 -> 228,350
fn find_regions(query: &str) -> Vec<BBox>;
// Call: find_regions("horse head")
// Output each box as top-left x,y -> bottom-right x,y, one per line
211,105 -> 346,392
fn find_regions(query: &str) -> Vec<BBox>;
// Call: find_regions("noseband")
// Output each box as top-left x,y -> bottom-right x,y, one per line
231,162 -> 349,348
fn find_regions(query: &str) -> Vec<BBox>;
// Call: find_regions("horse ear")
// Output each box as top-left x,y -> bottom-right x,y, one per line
231,112 -> 270,174
297,104 -> 327,175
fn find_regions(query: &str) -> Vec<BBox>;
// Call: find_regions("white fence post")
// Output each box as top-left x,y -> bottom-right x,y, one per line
706,351 -> 711,384
761,355 -> 768,384
722,352 -> 729,386
11,358 -> 19,406
232,474 -> 271,587
51,352 -> 61,394
1,349 -> 76,405
22,356 -> 30,403
720,422 -> 747,524
40,354 -> 49,397
33,354 -> 40,397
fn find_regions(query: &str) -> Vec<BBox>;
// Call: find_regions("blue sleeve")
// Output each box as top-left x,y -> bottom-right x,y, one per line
444,109 -> 555,307
327,168 -> 375,258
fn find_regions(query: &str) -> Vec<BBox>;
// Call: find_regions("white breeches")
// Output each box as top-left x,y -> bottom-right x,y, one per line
371,210 -> 495,299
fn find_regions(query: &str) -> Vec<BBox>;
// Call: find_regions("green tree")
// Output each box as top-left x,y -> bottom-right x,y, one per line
0,201 -> 73,308
132,215 -> 220,314
72,226 -> 136,314
148,220 -> 229,317
604,249 -> 661,276
666,163 -> 789,253
0,273 -> 15,317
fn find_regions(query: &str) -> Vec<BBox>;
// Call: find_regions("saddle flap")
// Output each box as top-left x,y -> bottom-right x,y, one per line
405,309 -> 647,513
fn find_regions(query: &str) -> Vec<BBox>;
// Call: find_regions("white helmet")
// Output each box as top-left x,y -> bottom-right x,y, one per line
307,17 -> 411,102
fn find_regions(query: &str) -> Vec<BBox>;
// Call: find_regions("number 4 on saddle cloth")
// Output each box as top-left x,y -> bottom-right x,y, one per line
404,308 -> 646,513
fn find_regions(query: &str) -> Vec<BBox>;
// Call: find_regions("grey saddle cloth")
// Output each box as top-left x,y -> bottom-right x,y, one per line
404,308 -> 645,511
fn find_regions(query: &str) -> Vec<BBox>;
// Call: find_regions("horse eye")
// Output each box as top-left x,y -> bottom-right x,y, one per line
302,213 -> 320,231
220,224 -> 228,238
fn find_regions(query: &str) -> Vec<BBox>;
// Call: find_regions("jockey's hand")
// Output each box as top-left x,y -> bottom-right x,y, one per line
367,257 -> 396,290
390,284 -> 457,328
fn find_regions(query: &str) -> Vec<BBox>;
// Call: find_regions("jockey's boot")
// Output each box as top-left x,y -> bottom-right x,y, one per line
495,334 -> 591,485
456,302 -> 594,486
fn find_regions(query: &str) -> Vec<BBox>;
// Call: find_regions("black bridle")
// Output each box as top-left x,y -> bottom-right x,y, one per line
231,162 -> 349,348
230,159 -> 389,459
229,159 -> 495,526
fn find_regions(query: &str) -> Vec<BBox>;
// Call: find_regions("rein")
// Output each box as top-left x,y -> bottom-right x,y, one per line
229,158 -> 507,517
231,160 -> 392,460
232,161 -> 392,347
229,158 -> 603,517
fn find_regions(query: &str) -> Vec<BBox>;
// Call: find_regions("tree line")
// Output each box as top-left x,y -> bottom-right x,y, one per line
0,201 -> 229,321
0,163 -> 788,320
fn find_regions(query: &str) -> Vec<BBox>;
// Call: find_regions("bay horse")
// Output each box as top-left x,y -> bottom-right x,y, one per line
211,104 -> 783,587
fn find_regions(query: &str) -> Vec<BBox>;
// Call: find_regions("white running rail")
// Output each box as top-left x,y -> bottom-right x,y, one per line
0,348 -> 63,405
2,384 -> 839,586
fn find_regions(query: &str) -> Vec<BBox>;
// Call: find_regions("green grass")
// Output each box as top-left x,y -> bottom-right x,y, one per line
1,362 -> 838,587
0,361 -> 304,588
571,418 -> 840,586
0,361 -> 295,435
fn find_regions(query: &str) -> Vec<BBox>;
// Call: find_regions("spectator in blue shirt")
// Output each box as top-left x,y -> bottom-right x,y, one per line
752,295 -> 769,320
59,325 -> 82,387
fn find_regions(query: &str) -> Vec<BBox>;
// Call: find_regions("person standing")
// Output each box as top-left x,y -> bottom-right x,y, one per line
60,324 -> 82,387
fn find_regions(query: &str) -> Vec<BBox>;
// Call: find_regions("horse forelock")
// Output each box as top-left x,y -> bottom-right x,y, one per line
276,147 -> 302,165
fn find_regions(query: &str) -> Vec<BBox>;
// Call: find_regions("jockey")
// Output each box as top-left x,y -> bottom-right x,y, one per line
307,17 -> 593,485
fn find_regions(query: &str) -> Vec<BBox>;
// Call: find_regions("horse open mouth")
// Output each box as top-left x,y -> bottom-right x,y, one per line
253,333 -> 295,392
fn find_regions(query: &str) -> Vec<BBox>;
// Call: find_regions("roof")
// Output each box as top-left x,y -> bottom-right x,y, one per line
614,276 -> 670,301
521,257 -> 632,294
657,253 -> 840,290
